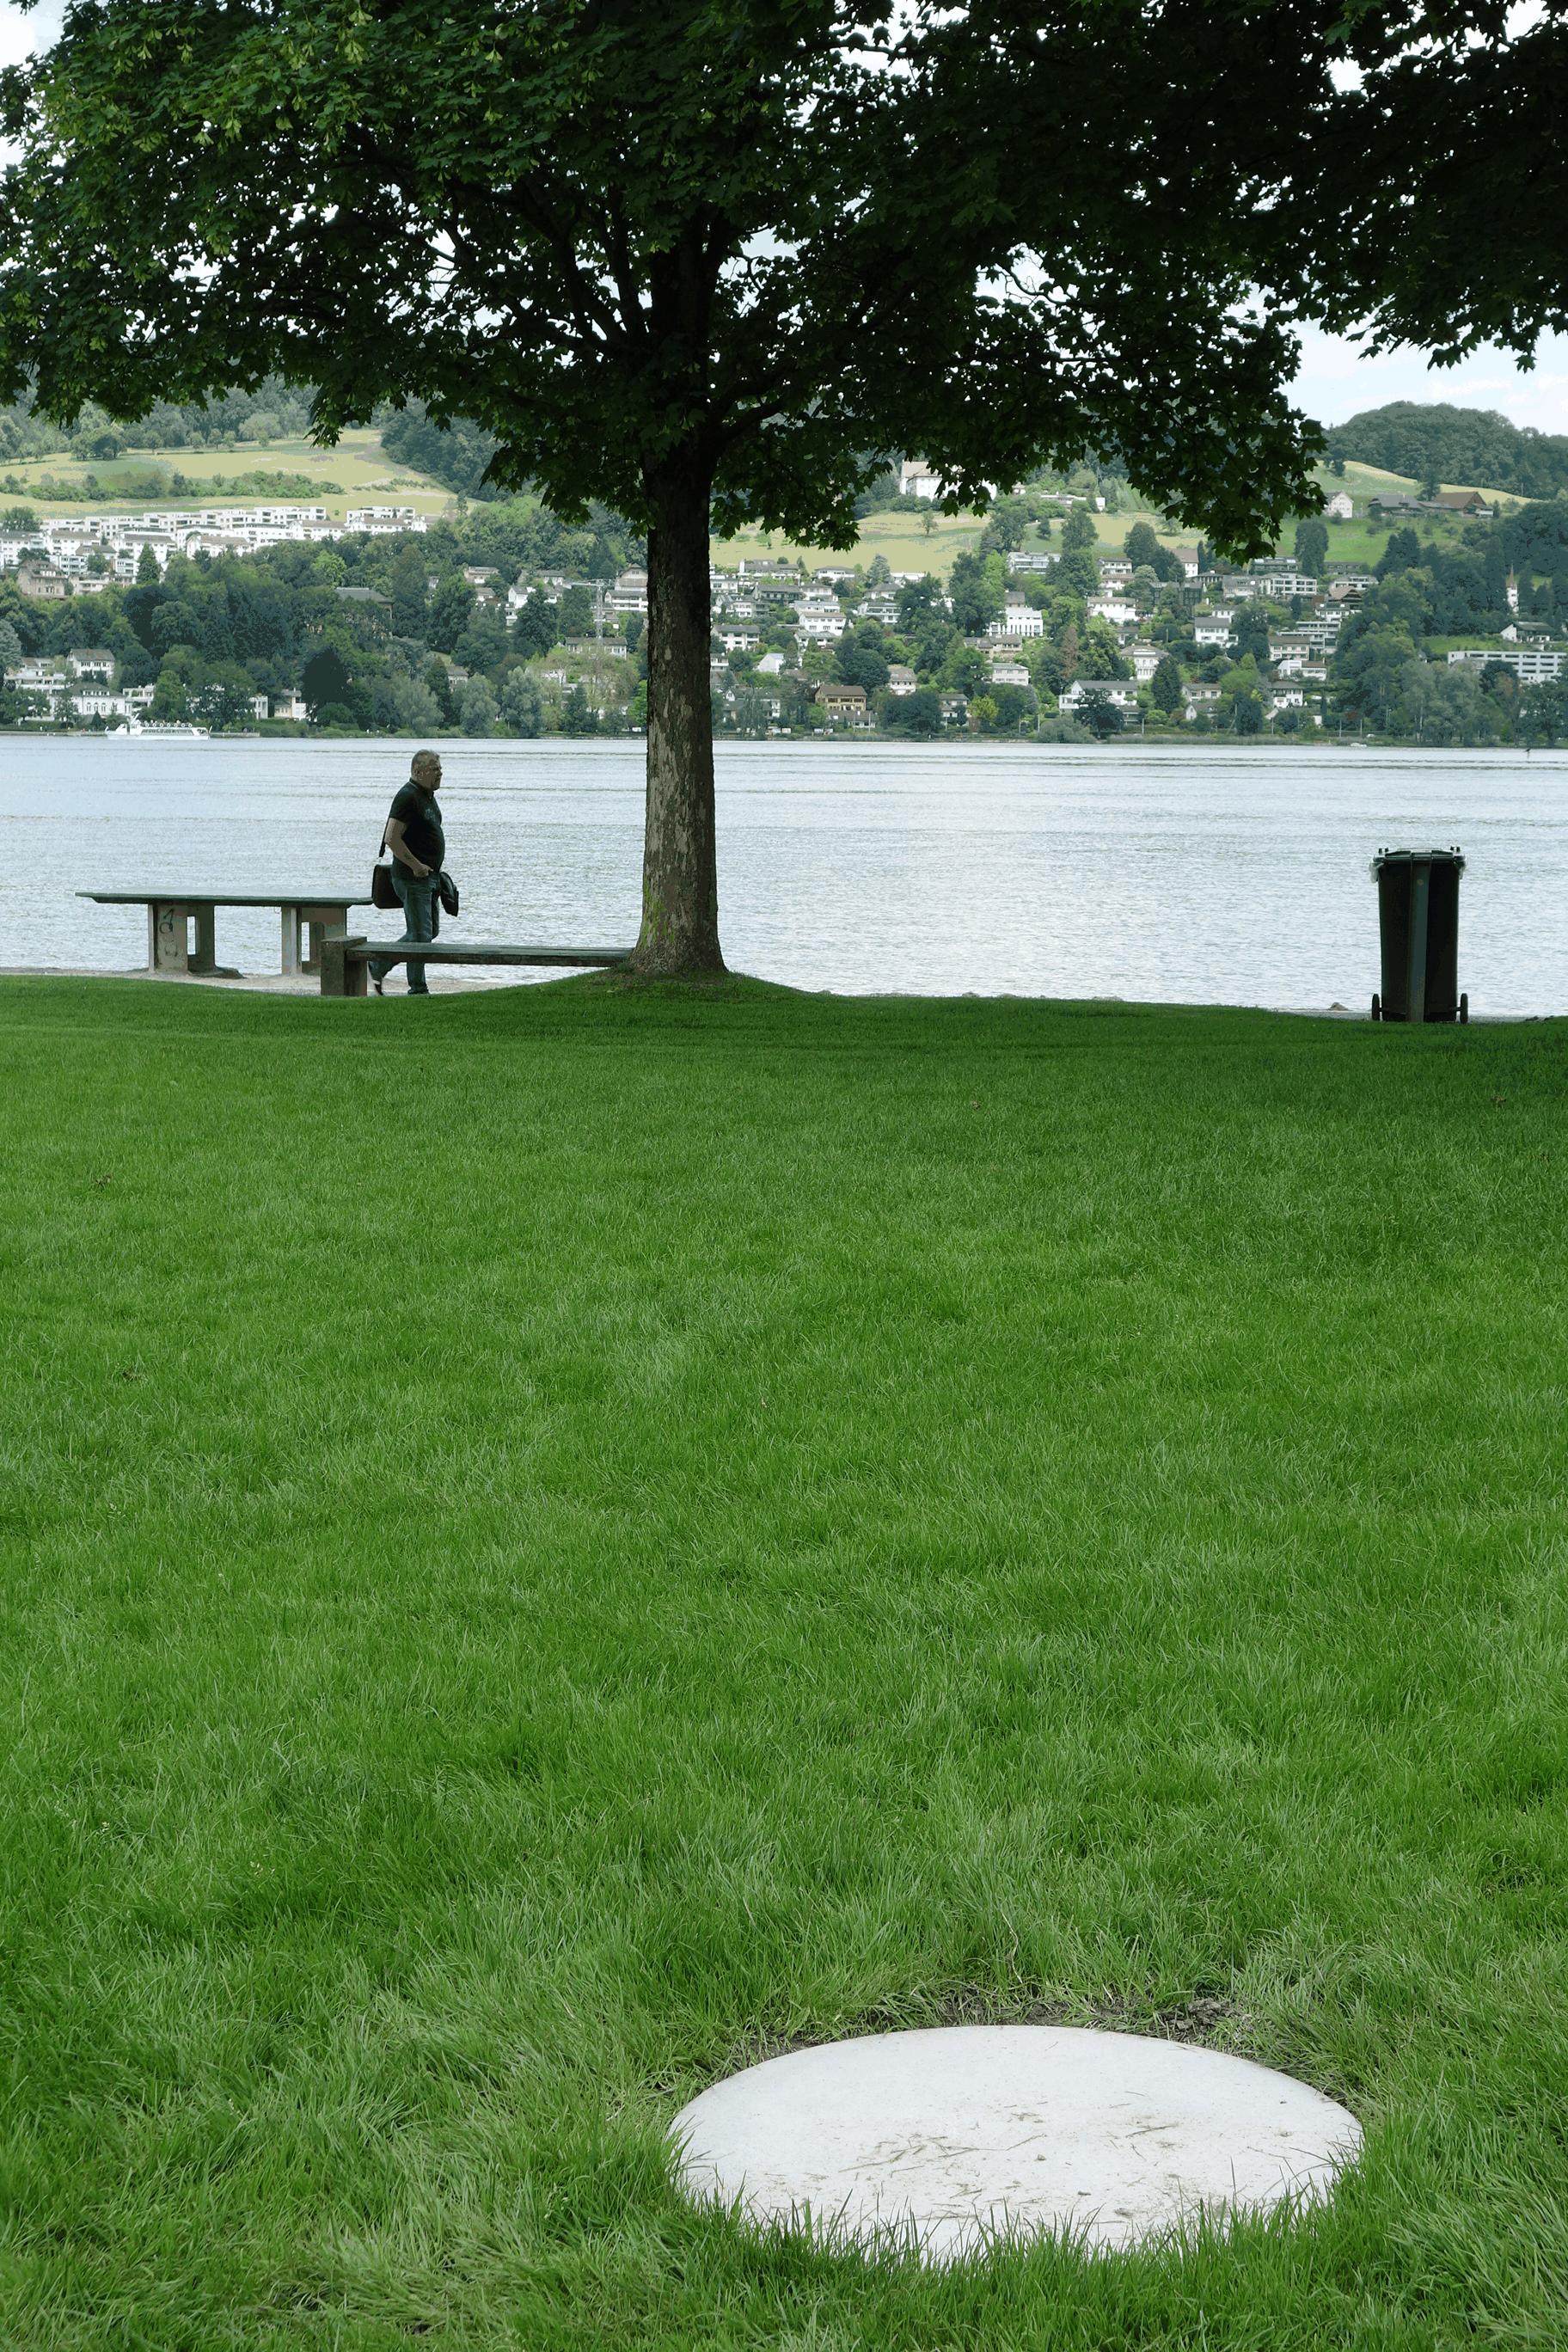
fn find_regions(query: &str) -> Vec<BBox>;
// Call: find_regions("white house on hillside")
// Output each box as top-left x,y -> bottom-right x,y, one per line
1059,680 -> 1138,712
793,597 -> 846,641
987,602 -> 1043,639
1086,596 -> 1137,628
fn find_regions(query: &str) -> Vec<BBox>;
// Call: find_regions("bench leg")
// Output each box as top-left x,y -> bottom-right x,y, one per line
301,904 -> 348,975
321,936 -> 369,997
188,902 -> 217,976
281,905 -> 303,976
152,902 -> 190,973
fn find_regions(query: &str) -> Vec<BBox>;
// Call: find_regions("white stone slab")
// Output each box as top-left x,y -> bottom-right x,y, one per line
671,2024 -> 1361,2263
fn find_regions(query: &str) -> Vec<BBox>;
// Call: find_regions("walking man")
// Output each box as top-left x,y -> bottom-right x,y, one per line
372,750 -> 445,995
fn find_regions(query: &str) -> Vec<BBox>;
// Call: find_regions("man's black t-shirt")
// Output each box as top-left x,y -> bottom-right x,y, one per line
385,781 -> 444,873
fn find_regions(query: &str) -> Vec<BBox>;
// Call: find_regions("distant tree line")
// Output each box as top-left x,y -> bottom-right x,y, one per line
0,377 -> 318,464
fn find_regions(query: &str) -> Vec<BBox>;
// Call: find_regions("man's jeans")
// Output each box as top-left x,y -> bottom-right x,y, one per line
371,870 -> 440,993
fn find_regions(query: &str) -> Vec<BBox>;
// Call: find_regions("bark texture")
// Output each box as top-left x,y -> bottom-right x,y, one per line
634,465 -> 726,977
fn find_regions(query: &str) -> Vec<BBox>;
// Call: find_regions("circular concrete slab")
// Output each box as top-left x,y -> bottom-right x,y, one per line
671,2025 -> 1361,2261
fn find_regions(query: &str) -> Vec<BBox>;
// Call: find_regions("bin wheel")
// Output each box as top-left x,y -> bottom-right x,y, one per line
1460,992 -> 1468,1026
1371,992 -> 1381,1021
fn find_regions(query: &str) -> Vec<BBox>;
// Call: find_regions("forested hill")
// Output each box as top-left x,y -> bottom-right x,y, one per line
377,402 -> 500,499
1326,403 -> 1568,499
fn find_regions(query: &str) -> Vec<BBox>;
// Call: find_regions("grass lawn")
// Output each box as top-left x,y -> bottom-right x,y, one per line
2,977 -> 1565,2349
1320,515 -> 1494,574
1322,461 -> 1524,509
714,510 -> 990,579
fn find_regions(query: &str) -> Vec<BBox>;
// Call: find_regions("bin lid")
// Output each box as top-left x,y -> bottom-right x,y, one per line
1370,845 -> 1465,877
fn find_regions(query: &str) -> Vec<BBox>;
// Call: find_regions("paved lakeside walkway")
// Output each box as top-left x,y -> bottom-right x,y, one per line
0,965 -> 551,996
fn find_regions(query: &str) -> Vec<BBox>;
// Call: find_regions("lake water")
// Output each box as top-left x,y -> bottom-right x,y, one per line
4,735 -> 1566,1012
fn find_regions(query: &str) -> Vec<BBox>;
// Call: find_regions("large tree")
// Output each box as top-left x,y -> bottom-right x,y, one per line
1,1 -> 1559,971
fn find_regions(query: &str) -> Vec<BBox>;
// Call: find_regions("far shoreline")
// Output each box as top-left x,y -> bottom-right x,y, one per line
10,726 -> 1559,754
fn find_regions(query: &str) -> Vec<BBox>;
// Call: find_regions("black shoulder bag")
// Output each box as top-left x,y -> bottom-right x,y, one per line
372,814 -> 401,909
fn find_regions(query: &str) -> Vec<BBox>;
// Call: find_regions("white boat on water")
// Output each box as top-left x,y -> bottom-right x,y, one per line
109,719 -> 211,740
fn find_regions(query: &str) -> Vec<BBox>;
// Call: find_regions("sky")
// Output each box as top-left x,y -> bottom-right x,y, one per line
3,1 -> 1565,444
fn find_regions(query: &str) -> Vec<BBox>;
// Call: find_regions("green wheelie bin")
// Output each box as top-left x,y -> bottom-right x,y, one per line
1370,847 -> 1467,1023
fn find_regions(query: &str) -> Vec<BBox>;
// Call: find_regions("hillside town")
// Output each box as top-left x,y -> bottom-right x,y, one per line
2,467 -> 1565,744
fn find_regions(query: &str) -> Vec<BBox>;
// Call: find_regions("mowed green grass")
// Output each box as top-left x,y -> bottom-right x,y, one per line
1,977 -> 1565,2350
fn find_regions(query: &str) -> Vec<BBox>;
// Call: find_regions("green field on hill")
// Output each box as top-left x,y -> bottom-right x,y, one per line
1,976 -> 1565,2348
713,497 -> 1204,580
711,456 -> 1525,583
3,430 -> 450,520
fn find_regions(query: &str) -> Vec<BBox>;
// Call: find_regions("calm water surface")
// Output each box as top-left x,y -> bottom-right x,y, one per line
4,735 -> 1565,1011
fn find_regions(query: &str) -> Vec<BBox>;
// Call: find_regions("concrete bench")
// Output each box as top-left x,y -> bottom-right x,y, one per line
79,889 -> 372,977
322,935 -> 634,995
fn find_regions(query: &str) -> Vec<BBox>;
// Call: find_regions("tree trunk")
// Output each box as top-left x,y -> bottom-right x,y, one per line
634,462 -> 726,977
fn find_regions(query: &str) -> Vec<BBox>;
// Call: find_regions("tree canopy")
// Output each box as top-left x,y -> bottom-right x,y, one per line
0,3 -> 1332,545
1308,4 -> 1568,368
